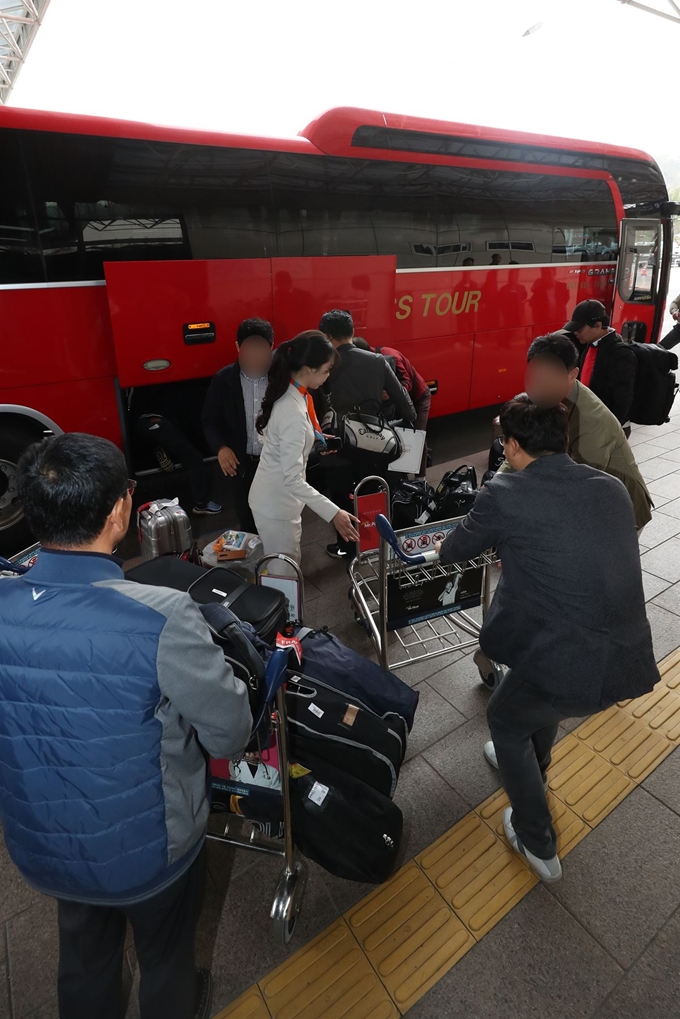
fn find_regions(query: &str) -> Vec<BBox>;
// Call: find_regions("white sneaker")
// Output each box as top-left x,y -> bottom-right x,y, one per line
483,741 -> 549,791
503,808 -> 562,883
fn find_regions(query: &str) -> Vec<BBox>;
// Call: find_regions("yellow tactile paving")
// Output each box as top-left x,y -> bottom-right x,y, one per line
214,986 -> 271,1019
346,861 -> 474,1013
417,812 -> 537,939
259,920 -> 398,1019
574,705 -> 675,782
547,735 -> 635,826
476,787 -> 589,857
657,648 -> 680,687
619,686 -> 680,741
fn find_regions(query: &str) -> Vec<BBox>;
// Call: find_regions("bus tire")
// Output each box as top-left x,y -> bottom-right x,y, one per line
0,421 -> 42,558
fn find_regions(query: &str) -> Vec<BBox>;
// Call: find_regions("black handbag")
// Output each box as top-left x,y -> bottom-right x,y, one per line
289,755 -> 403,883
429,465 -> 478,521
342,406 -> 403,462
391,479 -> 436,530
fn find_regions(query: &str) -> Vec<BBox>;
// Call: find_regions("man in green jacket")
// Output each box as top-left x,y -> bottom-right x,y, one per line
497,333 -> 652,531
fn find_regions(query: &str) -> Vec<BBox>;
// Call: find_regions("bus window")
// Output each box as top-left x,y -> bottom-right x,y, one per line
0,134 -> 45,284
618,223 -> 659,303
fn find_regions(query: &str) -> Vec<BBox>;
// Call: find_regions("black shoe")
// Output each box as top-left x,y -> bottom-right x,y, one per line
154,446 -> 175,472
192,501 -> 222,515
326,542 -> 349,560
193,969 -> 213,1019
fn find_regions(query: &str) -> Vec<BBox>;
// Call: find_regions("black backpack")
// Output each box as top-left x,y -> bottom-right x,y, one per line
630,343 -> 679,426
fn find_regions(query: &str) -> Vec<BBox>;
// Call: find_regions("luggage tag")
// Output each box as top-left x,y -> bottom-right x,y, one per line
308,781 -> 329,806
276,632 -> 303,665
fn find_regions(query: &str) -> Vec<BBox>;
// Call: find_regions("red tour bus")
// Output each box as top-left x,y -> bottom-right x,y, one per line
0,104 -> 674,554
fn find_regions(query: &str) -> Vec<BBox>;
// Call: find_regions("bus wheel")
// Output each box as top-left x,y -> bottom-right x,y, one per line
0,422 -> 41,558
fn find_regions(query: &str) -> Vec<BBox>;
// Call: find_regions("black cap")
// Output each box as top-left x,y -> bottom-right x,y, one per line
564,300 -> 608,332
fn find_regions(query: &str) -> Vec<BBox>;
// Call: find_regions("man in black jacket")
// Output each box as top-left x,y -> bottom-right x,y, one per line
566,299 -> 637,430
319,309 -> 416,559
438,396 -> 658,884
202,318 -> 273,532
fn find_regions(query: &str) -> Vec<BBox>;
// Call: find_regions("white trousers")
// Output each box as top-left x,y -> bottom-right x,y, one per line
252,511 -> 302,576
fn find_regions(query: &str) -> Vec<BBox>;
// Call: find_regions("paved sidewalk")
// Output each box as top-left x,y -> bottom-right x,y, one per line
2,409 -> 680,1018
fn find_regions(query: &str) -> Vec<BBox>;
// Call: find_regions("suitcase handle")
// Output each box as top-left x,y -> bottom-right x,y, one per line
199,603 -> 266,681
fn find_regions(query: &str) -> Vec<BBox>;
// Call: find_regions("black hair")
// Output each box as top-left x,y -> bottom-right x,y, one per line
319,309 -> 354,341
527,332 -> 579,371
499,394 -> 568,457
236,317 -> 274,346
352,336 -> 372,351
256,330 -> 334,433
17,433 -> 129,547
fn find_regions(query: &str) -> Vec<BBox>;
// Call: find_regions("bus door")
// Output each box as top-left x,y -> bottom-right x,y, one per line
611,219 -> 666,344
104,259 -> 274,387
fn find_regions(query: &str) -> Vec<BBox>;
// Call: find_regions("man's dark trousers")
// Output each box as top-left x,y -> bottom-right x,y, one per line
487,670 -> 605,859
231,456 -> 259,533
56,847 -> 206,1019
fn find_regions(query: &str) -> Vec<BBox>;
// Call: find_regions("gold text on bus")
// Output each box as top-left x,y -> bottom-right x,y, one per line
395,291 -> 482,320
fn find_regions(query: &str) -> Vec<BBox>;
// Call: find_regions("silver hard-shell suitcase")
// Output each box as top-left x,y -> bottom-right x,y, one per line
137,498 -> 193,561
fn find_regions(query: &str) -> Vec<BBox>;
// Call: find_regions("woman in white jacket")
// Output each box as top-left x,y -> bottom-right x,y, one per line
248,331 -> 360,565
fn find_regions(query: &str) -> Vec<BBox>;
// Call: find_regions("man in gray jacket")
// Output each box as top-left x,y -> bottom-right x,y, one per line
439,397 -> 658,884
0,433 -> 251,1019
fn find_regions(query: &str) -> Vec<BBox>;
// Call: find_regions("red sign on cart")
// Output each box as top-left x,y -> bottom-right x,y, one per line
356,491 -> 389,553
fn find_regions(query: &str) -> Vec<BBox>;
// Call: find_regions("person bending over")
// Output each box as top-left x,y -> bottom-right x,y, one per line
438,397 -> 658,883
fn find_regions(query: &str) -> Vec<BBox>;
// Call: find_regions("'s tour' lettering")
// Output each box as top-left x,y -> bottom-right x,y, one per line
394,291 -> 482,320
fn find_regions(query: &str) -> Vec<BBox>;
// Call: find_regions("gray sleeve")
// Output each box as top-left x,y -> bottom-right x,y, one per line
440,485 -> 501,563
157,594 -> 252,759
383,361 -> 416,422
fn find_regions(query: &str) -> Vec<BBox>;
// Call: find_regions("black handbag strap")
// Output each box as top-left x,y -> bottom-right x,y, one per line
188,568 -> 251,609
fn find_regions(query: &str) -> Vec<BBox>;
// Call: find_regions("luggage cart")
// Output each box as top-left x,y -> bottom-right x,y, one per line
349,496 -> 504,688
197,554 -> 308,946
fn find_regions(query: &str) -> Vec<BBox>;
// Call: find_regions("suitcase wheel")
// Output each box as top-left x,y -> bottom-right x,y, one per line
271,859 -> 308,945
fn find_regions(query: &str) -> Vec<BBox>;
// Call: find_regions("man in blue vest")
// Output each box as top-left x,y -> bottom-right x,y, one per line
0,433 -> 252,1019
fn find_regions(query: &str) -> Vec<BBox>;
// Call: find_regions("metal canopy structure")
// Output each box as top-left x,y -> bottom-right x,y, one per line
0,0 -> 50,104
617,0 -> 680,23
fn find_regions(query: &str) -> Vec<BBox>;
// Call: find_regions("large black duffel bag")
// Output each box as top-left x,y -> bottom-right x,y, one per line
126,557 -> 287,645
289,755 -> 403,883
285,673 -> 407,798
630,342 -> 679,426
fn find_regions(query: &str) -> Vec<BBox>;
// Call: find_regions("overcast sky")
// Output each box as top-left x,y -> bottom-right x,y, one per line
9,0 -> 677,171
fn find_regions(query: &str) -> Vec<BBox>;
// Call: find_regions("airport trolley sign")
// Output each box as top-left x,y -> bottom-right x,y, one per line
385,521 -> 483,630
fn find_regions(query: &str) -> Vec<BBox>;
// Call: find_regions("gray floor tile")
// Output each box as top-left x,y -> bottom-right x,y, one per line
6,897 -> 59,1018
423,714 -> 501,808
640,537 -> 680,582
654,495 -> 680,518
394,754 -> 469,862
645,602 -> 680,661
205,851 -> 338,1013
394,650 -> 466,689
0,931 -> 10,1019
643,571 -> 672,602
629,441 -> 671,464
652,445 -> 680,464
640,457 -> 680,483
427,653 -> 491,719
404,681 -> 466,761
406,886 -> 621,1019
550,788 -> 680,968
593,907 -> 680,1019
652,579 -> 680,617
643,747 -> 680,817
0,831 -> 40,926
638,511 -> 680,549
639,429 -> 680,450
648,472 -> 680,501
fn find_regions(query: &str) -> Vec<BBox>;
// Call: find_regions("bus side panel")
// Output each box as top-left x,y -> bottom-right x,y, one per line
105,259 -> 275,387
0,377 -> 122,446
271,255 -> 396,344
0,284 -> 115,390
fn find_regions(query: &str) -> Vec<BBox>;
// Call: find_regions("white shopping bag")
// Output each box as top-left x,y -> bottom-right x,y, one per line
388,428 -> 427,473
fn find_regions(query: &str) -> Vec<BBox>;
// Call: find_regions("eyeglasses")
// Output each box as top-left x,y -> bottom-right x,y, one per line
124,479 -> 137,498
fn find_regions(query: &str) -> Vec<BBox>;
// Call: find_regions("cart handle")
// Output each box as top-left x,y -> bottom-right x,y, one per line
264,648 -> 289,704
375,514 -> 440,565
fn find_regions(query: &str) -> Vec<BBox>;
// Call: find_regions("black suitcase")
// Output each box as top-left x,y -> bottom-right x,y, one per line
285,674 -> 407,798
126,557 -> 287,645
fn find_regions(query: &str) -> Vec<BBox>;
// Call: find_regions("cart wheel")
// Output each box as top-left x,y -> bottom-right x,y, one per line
271,859 -> 308,945
474,651 -> 505,691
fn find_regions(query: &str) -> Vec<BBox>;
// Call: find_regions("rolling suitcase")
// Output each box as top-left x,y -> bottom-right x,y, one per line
126,557 -> 287,645
285,674 -> 407,798
137,498 -> 193,561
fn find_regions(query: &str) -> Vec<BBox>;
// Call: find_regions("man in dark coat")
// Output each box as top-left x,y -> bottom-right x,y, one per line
202,318 -> 273,532
439,395 -> 658,884
567,299 -> 637,429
